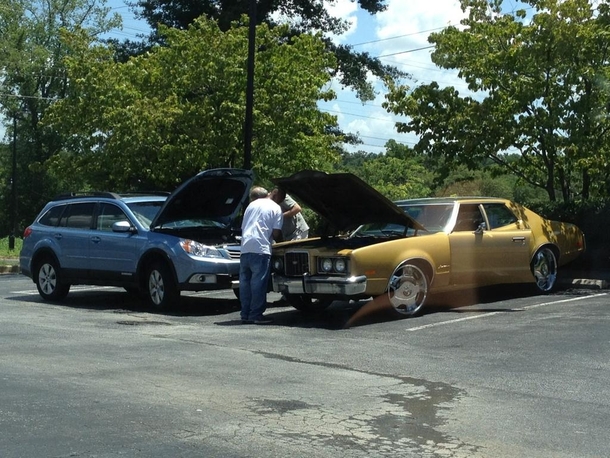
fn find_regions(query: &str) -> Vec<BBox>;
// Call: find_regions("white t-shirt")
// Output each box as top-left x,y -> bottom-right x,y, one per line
241,198 -> 283,255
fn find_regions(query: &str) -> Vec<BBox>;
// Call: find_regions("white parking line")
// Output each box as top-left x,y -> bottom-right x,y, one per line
13,285 -> 121,295
406,293 -> 608,332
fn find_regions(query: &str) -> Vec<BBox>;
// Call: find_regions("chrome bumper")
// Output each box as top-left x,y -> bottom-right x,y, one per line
272,273 -> 367,296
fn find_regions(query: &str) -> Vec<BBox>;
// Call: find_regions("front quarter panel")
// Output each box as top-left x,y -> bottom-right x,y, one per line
350,234 -> 451,295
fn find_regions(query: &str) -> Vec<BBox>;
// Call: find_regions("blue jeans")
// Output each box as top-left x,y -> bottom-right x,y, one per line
239,253 -> 271,321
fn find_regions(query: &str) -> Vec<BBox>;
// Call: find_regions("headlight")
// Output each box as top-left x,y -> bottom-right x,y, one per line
318,257 -> 348,274
334,258 -> 347,273
180,239 -> 223,258
321,258 -> 333,272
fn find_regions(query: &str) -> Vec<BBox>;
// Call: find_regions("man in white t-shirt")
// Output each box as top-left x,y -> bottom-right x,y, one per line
239,186 -> 283,324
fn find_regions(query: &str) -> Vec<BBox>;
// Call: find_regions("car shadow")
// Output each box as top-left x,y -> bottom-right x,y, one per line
10,287 -> 242,317
11,283 -> 589,329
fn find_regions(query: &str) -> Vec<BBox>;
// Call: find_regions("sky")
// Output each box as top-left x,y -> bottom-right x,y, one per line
1,0 -> 472,152
318,0 -> 470,153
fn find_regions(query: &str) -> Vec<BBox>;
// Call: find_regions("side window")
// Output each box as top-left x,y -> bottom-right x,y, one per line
483,204 -> 518,229
97,204 -> 129,232
39,205 -> 66,227
58,203 -> 95,229
454,204 -> 484,232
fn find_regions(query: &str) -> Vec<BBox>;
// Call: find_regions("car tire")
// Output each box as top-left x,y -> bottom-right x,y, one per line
387,262 -> 429,316
145,262 -> 179,311
531,246 -> 558,293
286,295 -> 333,312
35,257 -> 70,301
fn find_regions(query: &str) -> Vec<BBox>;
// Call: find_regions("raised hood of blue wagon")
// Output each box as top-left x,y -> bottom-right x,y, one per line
151,168 -> 254,229
272,170 -> 423,232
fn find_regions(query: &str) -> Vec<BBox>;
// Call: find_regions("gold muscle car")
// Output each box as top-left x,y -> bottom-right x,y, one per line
270,171 -> 586,316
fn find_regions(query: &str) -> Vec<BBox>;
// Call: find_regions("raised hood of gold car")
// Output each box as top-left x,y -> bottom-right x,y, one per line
272,170 -> 424,233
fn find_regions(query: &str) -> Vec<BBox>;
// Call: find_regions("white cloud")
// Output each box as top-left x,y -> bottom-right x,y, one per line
377,0 -> 464,40
323,0 -> 359,43
319,0 -> 472,155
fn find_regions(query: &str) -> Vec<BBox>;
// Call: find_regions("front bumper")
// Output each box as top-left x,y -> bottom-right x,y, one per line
272,273 -> 367,296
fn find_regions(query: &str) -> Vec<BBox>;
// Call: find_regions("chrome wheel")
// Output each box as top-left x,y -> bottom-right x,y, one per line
35,258 -> 70,301
146,263 -> 178,310
39,263 -> 57,295
148,269 -> 165,306
388,263 -> 428,316
531,247 -> 558,292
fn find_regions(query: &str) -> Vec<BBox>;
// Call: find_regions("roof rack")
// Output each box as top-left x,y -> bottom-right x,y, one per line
117,191 -> 171,197
52,191 -> 170,201
53,192 -> 121,201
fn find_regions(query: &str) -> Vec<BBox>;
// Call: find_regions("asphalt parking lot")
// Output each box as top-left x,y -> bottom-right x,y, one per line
1,273 -> 609,458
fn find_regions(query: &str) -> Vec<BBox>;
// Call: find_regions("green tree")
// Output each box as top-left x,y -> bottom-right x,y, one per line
115,0 -> 403,101
0,0 -> 120,232
338,144 -> 433,201
45,18 -> 340,190
384,0 -> 610,202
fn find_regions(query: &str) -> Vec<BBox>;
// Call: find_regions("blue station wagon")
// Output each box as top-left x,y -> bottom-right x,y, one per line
20,168 -> 253,310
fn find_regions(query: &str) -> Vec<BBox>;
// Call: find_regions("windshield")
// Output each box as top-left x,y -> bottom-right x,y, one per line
398,203 -> 454,233
155,218 -> 226,229
127,201 -> 164,227
351,203 -> 454,237
351,222 -> 416,238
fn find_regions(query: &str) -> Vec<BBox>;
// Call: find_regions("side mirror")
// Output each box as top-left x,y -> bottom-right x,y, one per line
475,221 -> 486,234
112,220 -> 136,233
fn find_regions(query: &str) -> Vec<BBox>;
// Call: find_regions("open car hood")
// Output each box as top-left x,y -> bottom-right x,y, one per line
272,170 -> 423,232
151,168 -> 254,229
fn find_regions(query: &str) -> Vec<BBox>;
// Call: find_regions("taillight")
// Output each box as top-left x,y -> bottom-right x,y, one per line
23,226 -> 32,238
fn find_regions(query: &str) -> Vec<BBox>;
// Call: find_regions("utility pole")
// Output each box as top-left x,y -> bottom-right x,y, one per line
243,0 -> 256,170
9,113 -> 17,250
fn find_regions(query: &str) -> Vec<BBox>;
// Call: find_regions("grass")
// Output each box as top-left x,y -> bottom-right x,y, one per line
0,237 -> 22,263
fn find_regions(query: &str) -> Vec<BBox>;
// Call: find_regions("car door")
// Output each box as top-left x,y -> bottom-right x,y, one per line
449,203 -> 532,286
448,204 -> 489,285
480,203 -> 532,281
56,202 -> 95,276
89,203 -> 139,282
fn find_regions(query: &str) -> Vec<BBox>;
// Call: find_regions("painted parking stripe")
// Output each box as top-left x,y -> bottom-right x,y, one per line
406,293 -> 608,332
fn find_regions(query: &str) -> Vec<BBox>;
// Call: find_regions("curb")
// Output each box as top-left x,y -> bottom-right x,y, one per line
560,277 -> 609,290
0,265 -> 19,274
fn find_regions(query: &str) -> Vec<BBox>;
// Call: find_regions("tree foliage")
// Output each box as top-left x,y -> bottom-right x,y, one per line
45,18 -> 341,190
118,0 -> 403,101
0,0 -> 120,233
384,0 -> 610,202
338,141 -> 434,201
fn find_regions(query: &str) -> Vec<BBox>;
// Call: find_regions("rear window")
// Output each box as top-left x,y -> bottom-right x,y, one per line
39,204 -> 66,227
58,203 -> 95,229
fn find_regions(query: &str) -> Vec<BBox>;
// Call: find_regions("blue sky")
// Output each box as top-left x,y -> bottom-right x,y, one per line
318,0 -> 470,154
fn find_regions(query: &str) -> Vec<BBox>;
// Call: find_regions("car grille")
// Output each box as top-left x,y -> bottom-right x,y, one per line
225,246 -> 241,259
284,252 -> 310,276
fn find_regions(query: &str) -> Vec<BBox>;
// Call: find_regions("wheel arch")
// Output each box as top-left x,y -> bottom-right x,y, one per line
531,243 -> 560,265
31,248 -> 61,280
137,249 -> 178,289
394,257 -> 434,286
